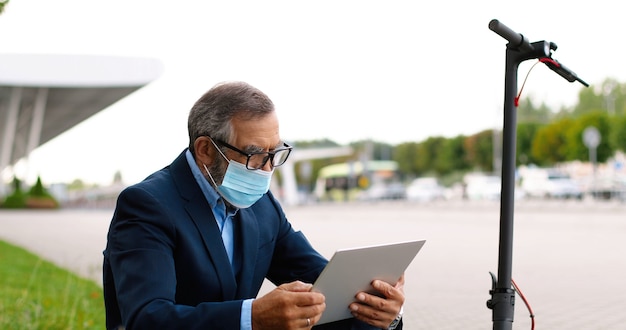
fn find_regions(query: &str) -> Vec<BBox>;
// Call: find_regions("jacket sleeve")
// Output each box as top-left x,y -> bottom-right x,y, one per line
253,191 -> 328,285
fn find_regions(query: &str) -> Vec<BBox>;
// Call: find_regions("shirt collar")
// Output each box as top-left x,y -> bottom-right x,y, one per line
185,149 -> 238,218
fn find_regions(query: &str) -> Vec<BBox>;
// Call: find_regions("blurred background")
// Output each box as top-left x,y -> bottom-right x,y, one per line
2,0 -> 626,209
2,2 -> 626,329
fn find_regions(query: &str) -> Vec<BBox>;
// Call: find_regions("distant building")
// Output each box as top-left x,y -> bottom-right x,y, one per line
0,54 -> 162,196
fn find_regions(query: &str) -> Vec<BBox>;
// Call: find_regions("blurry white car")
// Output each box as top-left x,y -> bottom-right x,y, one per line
521,169 -> 583,199
359,182 -> 406,200
465,175 -> 502,200
406,177 -> 446,202
465,175 -> 525,200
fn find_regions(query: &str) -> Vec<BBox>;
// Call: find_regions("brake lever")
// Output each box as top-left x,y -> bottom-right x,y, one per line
539,57 -> 589,87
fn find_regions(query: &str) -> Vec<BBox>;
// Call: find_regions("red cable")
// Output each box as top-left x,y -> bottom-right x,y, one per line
515,60 -> 542,107
512,278 -> 535,330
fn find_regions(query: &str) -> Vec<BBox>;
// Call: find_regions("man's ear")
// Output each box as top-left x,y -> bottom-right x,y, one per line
194,136 -> 214,166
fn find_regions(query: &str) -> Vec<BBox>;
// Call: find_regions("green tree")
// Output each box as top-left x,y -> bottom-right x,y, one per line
609,114 -> 626,152
571,85 -> 605,116
434,135 -> 470,175
26,176 -> 59,208
393,142 -> 420,176
68,178 -> 87,191
516,122 -> 541,165
596,78 -> 626,116
571,78 -> 626,117
463,130 -> 493,172
517,98 -> 554,124
531,117 -> 573,165
1,176 -> 26,208
28,176 -> 46,197
416,137 -> 447,175
290,79 -> 626,185
564,111 -> 613,163
0,0 -> 10,14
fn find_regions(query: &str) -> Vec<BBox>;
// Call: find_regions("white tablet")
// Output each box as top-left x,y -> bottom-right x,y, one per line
311,239 -> 426,325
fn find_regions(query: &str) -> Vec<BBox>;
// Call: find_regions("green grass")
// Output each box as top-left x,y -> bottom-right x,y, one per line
0,240 -> 104,329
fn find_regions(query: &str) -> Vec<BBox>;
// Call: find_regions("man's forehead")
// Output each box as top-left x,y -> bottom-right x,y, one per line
231,115 -> 281,149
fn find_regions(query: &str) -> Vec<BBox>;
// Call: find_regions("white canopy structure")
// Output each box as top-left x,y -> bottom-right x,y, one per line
0,53 -> 353,206
0,53 -> 162,183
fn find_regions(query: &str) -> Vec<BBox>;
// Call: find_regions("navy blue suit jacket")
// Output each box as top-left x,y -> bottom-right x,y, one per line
103,150 -> 387,329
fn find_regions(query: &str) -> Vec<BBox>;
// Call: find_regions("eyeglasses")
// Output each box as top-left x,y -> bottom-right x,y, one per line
211,138 -> 293,170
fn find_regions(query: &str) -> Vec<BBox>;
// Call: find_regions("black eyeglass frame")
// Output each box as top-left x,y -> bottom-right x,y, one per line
211,137 -> 293,170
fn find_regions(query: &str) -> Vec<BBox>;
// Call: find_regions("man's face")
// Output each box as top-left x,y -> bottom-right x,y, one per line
211,111 -> 282,183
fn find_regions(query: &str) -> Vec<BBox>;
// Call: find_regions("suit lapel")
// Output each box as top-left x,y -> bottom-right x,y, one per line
186,198 -> 238,300
234,208 -> 259,298
170,150 -> 238,300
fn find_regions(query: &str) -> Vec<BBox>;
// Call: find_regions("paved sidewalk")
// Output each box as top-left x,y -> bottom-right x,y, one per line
1,199 -> 625,329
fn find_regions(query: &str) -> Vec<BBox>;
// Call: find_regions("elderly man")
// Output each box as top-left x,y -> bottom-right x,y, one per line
103,81 -> 405,329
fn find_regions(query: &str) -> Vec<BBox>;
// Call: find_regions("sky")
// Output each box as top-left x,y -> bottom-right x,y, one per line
1,0 -> 625,186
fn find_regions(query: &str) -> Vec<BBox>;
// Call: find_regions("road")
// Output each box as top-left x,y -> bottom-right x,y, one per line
1,199 -> 625,329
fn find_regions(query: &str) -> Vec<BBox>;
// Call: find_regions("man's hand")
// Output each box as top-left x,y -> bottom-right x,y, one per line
252,281 -> 326,330
348,274 -> 405,329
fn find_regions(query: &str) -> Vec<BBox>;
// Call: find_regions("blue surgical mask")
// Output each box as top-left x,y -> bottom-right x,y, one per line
203,160 -> 273,209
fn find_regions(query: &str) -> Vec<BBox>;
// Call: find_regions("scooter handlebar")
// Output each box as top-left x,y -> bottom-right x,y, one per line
488,19 -> 534,52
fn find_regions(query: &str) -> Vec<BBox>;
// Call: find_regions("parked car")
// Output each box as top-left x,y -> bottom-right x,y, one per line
521,168 -> 583,199
584,175 -> 626,201
406,177 -> 446,202
465,175 -> 502,200
359,181 -> 406,200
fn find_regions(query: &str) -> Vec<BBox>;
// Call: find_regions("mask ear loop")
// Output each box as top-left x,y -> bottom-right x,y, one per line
203,163 -> 220,188
202,137 -> 229,188
205,136 -> 235,185
208,137 -> 230,162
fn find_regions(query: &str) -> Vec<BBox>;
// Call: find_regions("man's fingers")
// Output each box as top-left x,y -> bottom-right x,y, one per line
252,286 -> 326,330
348,278 -> 406,329
349,297 -> 394,329
372,280 -> 396,299
279,280 -> 314,292
353,290 -> 396,315
395,274 -> 405,290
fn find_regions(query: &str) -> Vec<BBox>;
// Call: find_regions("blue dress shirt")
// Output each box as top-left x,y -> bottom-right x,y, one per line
185,150 -> 253,330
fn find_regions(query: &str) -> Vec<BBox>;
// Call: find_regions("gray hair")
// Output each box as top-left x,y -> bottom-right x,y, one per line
187,81 -> 275,155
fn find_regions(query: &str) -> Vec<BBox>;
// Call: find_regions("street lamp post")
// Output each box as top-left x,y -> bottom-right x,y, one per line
583,126 -> 601,197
